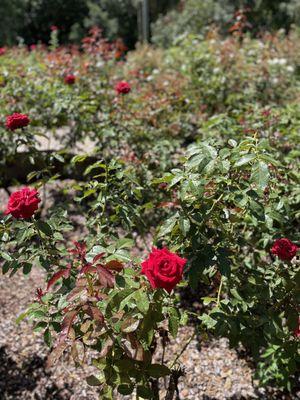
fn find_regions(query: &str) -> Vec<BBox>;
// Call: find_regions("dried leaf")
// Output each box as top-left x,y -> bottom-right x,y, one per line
47,309 -> 77,367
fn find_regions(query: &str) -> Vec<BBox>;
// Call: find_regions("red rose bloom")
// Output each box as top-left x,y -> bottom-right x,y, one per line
5,187 -> 41,219
64,74 -> 76,85
51,25 -> 58,31
6,113 -> 30,131
141,247 -> 187,293
294,318 -> 300,338
271,238 -> 298,261
115,81 -> 131,95
0,47 -> 6,56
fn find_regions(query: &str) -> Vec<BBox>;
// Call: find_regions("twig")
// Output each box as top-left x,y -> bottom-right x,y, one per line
169,330 -> 196,369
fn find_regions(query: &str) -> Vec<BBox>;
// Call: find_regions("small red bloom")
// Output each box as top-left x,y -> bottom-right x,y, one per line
115,81 -> 131,95
64,74 -> 76,85
0,47 -> 6,56
141,247 -> 187,293
51,25 -> 58,31
5,187 -> 41,219
271,238 -> 298,261
5,113 -> 30,131
294,317 -> 300,338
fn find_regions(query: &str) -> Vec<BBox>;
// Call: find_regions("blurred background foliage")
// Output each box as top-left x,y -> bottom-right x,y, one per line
1,0 -> 300,48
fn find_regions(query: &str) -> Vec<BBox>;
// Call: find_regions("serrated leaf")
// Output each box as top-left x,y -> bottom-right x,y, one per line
251,161 -> 269,190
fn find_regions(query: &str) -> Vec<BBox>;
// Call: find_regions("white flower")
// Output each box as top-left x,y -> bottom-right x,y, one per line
278,58 -> 287,65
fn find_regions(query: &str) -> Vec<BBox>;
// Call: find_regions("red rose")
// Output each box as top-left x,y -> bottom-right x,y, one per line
64,74 -> 76,85
271,238 -> 298,261
51,25 -> 58,31
141,247 -> 187,293
0,47 -> 6,56
115,81 -> 131,95
6,113 -> 30,131
5,187 -> 41,219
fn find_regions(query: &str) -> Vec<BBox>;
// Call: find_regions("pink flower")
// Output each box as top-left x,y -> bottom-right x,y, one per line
271,238 -> 298,261
6,113 -> 30,130
115,81 -> 131,95
5,187 -> 41,219
141,248 -> 187,293
0,47 -> 6,56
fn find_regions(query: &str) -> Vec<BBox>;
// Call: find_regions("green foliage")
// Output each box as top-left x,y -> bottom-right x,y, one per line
152,0 -> 300,47
0,25 -> 300,395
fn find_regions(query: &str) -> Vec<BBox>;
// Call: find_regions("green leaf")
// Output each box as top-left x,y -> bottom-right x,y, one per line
158,215 -> 177,237
1,252 -> 13,261
136,385 -> 153,399
199,313 -> 217,329
86,375 -> 102,386
179,218 -> 190,236
230,288 -> 243,301
16,311 -> 29,324
134,289 -> 150,314
35,220 -> 52,236
44,328 -> 52,347
234,154 -> 256,167
202,297 -> 217,306
118,384 -> 134,395
22,263 -> 32,275
251,161 -> 269,191
168,307 -> 180,338
147,364 -> 171,378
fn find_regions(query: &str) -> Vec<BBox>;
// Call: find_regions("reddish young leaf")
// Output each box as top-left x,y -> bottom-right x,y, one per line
80,263 -> 97,274
82,304 -> 104,324
47,267 -> 71,291
105,260 -> 124,272
69,241 -> 87,263
47,309 -> 77,367
93,253 -> 105,264
96,265 -> 115,288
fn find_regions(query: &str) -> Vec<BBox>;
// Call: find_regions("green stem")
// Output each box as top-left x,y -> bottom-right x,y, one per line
85,273 -> 94,296
217,276 -> 223,307
169,330 -> 196,369
32,218 -> 45,251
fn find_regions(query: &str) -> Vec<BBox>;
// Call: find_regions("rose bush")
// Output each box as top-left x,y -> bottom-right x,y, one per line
0,25 -> 299,398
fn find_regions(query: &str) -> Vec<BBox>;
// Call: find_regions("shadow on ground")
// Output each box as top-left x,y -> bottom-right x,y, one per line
0,346 -> 72,400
